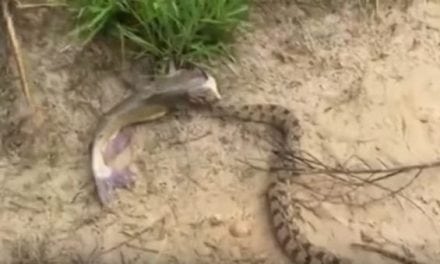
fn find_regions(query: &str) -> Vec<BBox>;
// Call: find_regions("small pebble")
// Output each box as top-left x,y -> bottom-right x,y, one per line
209,214 -> 223,226
229,220 -> 252,237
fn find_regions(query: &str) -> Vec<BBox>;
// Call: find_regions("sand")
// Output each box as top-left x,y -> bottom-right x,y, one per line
0,1 -> 439,263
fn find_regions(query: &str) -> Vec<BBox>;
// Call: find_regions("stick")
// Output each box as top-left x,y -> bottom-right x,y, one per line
2,0 -> 35,111
99,217 -> 166,256
351,243 -> 425,264
14,0 -> 67,9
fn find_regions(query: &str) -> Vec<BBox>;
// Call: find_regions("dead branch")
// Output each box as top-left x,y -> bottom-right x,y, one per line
2,0 -> 35,110
237,156 -> 425,208
273,149 -> 440,176
239,147 -> 435,229
269,149 -> 436,213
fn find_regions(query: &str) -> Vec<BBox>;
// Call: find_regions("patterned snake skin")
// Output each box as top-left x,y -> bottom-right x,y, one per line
208,103 -> 352,264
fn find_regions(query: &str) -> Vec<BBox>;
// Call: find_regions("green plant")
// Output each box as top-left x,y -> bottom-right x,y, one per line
69,0 -> 249,71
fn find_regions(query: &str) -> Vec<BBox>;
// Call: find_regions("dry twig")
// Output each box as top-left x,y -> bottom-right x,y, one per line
14,0 -> 66,9
351,243 -> 425,264
272,149 -> 440,176
99,217 -> 166,256
2,0 -> 35,111
239,147 -> 437,232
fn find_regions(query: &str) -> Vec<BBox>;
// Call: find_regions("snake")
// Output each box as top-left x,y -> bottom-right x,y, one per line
90,67 -> 221,206
204,102 -> 353,264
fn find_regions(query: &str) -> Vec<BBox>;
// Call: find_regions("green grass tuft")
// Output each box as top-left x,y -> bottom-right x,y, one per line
69,0 -> 249,71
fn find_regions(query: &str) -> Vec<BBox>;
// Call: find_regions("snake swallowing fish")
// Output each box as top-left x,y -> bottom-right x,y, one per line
89,65 -> 420,264
90,67 -> 350,262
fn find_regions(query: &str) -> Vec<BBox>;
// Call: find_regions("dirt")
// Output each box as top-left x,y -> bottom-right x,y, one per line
1,1 -> 440,264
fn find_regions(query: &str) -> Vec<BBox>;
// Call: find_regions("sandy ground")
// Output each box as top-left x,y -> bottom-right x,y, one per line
1,1 -> 440,264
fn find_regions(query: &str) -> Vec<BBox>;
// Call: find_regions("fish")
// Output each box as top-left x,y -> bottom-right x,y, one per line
91,68 -> 220,205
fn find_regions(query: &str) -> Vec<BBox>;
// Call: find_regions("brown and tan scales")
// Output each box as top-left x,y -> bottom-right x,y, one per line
207,103 -> 352,264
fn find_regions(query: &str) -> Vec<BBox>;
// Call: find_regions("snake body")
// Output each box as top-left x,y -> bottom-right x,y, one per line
208,103 -> 352,264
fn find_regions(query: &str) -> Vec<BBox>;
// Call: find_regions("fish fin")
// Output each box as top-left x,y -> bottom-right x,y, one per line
94,166 -> 136,206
